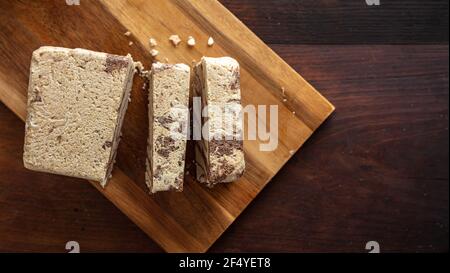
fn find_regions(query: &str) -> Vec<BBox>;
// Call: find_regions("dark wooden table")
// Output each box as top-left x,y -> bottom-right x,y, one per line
0,0 -> 448,252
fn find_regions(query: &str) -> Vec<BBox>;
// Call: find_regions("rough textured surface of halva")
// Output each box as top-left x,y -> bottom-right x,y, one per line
23,46 -> 135,186
146,62 -> 190,193
193,57 -> 245,187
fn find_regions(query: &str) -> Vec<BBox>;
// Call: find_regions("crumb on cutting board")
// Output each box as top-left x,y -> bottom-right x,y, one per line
187,36 -> 196,47
149,38 -> 157,47
169,35 -> 181,47
134,61 -> 149,78
150,49 -> 159,57
207,37 -> 214,46
134,61 -> 144,73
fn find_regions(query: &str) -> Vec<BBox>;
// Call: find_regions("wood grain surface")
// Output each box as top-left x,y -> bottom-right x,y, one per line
0,0 -> 448,252
0,0 -> 334,252
219,0 -> 449,44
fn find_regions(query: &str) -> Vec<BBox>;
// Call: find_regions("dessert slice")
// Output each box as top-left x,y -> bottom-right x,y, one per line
23,46 -> 135,187
146,62 -> 190,193
193,57 -> 245,187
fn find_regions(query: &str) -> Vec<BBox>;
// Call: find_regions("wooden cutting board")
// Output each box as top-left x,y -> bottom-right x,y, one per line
0,0 -> 334,252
